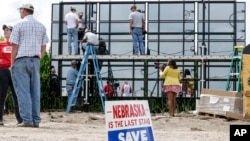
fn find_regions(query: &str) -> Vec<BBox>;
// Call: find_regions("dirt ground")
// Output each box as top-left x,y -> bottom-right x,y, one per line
0,111 -> 249,141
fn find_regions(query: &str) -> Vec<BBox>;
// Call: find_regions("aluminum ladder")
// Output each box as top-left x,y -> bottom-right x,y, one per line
226,45 -> 244,92
66,44 -> 106,112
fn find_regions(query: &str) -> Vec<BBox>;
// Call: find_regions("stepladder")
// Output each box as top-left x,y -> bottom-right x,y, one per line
226,45 -> 244,92
66,44 -> 106,113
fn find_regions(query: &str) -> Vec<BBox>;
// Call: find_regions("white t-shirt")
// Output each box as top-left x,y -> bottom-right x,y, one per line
78,18 -> 85,29
128,11 -> 144,28
121,84 -> 132,97
83,32 -> 99,47
65,12 -> 78,28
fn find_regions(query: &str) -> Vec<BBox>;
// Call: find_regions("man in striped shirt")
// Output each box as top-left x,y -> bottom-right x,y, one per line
10,3 -> 49,128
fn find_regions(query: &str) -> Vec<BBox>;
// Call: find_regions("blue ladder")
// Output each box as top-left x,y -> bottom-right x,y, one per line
66,44 -> 106,112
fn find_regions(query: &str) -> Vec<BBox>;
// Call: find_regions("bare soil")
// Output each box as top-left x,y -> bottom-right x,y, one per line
0,111 -> 249,141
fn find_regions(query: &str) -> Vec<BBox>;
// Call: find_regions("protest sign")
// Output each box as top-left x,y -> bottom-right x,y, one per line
105,100 -> 155,141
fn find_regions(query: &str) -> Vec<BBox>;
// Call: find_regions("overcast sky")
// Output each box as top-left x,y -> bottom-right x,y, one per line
0,0 -> 249,45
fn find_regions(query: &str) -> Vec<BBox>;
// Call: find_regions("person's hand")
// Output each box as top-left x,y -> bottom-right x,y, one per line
129,30 -> 132,34
159,64 -> 164,71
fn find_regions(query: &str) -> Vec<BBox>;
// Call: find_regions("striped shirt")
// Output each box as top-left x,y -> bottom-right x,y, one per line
10,15 -> 49,59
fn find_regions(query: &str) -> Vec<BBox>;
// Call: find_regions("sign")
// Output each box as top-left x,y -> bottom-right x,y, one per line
105,100 -> 155,141
230,125 -> 250,141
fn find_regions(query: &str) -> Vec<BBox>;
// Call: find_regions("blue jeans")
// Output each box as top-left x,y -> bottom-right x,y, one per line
132,27 -> 145,55
11,57 -> 41,126
67,28 -> 79,55
66,84 -> 73,100
66,84 -> 77,107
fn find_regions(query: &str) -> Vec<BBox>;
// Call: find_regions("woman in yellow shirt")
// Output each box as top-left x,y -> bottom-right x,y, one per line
159,59 -> 181,117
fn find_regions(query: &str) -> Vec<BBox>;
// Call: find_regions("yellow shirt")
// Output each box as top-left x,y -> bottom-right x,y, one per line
160,66 -> 181,86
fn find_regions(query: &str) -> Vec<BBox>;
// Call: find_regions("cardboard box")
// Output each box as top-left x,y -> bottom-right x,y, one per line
197,89 -> 243,116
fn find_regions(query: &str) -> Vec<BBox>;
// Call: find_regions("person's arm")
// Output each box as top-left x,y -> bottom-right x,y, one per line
11,43 -> 18,65
64,16 -> 67,25
110,86 -> 114,95
121,84 -> 124,96
41,45 -> 46,58
142,17 -> 145,32
81,34 -> 87,43
159,66 -> 168,78
75,18 -> 79,28
129,19 -> 133,34
178,70 -> 181,83
82,38 -> 87,42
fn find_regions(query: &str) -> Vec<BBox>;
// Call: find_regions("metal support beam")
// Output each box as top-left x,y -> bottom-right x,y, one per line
51,55 -> 231,61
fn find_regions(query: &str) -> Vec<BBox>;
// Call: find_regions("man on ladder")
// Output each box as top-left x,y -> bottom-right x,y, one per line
66,28 -> 106,113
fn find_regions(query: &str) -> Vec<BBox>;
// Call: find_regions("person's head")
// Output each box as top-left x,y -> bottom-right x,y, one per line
71,60 -> 78,68
130,5 -> 137,12
19,4 -> 34,19
78,12 -> 83,18
2,25 -> 12,40
124,81 -> 128,84
168,59 -> 178,69
184,69 -> 191,76
50,68 -> 56,74
106,80 -> 110,84
70,6 -> 76,12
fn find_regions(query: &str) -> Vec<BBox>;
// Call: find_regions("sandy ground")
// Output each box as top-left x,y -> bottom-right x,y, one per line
0,111 -> 249,141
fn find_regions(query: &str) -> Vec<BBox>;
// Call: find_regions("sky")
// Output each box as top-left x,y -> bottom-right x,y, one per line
0,0 -> 249,46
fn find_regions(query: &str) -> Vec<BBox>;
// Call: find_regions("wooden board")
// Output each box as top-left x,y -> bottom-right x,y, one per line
226,111 -> 243,120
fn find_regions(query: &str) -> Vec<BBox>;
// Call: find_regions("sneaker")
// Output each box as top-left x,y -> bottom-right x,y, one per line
17,122 -> 33,127
33,124 -> 39,128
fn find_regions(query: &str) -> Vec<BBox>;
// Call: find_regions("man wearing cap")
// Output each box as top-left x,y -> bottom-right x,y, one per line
81,28 -> 99,50
10,3 -> 49,128
64,6 -> 79,55
0,25 -> 22,126
128,5 -> 145,55
66,60 -> 78,101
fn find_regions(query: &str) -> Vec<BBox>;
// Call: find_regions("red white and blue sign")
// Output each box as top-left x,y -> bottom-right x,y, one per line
105,100 -> 155,141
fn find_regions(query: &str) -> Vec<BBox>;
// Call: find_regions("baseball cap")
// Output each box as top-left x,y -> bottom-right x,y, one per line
2,25 -> 13,31
19,4 -> 34,11
85,28 -> 90,33
71,60 -> 77,65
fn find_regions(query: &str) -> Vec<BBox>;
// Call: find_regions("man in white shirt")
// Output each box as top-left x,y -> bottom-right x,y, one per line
128,5 -> 145,55
81,28 -> 99,51
121,81 -> 133,97
64,6 -> 79,55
